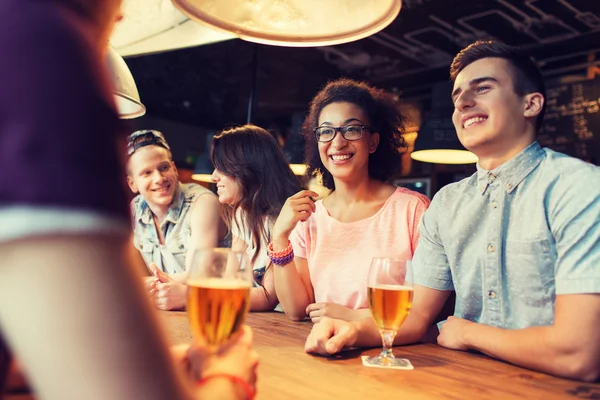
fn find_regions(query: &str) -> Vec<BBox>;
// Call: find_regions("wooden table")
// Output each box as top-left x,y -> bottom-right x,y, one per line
4,311 -> 599,399
163,311 -> 600,400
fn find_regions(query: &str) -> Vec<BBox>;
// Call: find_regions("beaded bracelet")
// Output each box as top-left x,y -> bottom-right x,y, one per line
267,240 -> 294,266
197,373 -> 255,400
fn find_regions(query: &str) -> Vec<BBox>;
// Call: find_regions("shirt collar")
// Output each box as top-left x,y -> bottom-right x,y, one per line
476,141 -> 545,194
138,182 -> 184,225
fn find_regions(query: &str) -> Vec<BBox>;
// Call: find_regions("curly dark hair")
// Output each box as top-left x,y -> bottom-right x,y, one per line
302,78 -> 408,190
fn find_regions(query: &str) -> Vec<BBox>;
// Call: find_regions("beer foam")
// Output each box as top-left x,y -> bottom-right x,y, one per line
188,278 -> 252,289
368,284 -> 414,291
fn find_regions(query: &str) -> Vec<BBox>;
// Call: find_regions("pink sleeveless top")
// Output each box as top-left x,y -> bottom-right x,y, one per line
290,188 -> 430,309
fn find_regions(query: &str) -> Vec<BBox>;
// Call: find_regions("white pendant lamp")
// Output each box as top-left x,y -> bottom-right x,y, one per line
171,0 -> 402,47
111,0 -> 234,57
411,82 -> 477,164
106,45 -> 146,119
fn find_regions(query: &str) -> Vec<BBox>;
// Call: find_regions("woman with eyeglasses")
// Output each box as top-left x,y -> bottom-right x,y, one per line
210,125 -> 302,311
271,78 -> 431,323
0,1 -> 257,399
126,129 -> 227,311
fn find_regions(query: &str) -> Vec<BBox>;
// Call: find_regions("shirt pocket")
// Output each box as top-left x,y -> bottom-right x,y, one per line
505,239 -> 554,308
138,238 -> 157,265
165,230 -> 189,271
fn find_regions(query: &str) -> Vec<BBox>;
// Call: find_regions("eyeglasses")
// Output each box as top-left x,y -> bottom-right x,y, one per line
314,124 -> 369,143
126,130 -> 170,156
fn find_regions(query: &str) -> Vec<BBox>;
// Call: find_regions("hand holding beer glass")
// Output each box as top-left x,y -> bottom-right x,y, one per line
187,248 -> 253,346
365,258 -> 413,368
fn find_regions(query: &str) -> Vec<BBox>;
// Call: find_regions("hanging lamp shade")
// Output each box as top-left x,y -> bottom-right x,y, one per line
192,135 -> 214,182
106,45 -> 146,119
110,0 -> 234,57
171,0 -> 402,47
411,82 -> 477,164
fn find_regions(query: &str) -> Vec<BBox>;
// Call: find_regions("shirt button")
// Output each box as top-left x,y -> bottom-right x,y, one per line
488,244 -> 495,252
488,290 -> 497,299
491,202 -> 498,209
506,183 -> 512,190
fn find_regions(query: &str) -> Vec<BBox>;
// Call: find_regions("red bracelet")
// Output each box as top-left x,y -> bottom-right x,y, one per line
197,373 -> 255,400
267,240 -> 292,257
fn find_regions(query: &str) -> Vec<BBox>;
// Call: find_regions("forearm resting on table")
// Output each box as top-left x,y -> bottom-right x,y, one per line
349,309 -> 372,321
352,284 -> 451,348
350,310 -> 431,348
273,261 -> 311,320
272,242 -> 312,321
463,296 -> 600,382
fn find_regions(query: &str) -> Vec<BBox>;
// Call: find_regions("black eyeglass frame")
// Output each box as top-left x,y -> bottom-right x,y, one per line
313,124 -> 370,143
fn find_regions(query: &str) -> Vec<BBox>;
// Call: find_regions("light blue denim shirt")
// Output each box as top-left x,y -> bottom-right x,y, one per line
131,182 -> 217,274
413,141 -> 600,329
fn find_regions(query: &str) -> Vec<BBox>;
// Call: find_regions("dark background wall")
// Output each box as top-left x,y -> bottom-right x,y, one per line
124,0 -> 600,196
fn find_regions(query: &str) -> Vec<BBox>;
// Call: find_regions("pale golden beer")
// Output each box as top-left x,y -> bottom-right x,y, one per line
187,278 -> 252,346
368,284 -> 414,331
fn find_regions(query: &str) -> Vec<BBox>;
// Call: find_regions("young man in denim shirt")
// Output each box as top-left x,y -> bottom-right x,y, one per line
127,130 -> 226,310
304,41 -> 600,382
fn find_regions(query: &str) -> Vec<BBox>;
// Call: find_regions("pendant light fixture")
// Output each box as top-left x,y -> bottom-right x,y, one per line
411,82 -> 477,164
106,45 -> 146,119
171,0 -> 402,47
111,0 -> 234,57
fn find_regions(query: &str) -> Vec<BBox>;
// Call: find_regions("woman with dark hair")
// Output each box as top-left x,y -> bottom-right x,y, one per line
271,78 -> 431,322
211,124 -> 302,311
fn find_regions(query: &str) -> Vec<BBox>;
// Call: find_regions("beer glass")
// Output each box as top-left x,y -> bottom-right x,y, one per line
186,248 -> 253,346
365,258 -> 413,367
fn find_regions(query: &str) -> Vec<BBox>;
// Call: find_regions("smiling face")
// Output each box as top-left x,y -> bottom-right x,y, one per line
317,102 -> 379,184
127,146 -> 178,210
211,169 -> 242,205
451,57 -> 538,159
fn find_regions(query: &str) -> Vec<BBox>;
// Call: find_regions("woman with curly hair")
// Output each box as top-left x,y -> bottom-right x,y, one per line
210,124 -> 301,311
271,78 -> 431,322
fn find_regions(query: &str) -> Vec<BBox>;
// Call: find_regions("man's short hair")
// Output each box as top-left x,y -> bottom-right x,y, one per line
450,40 -> 546,132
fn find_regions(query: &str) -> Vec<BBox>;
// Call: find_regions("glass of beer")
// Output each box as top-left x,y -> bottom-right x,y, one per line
186,248 -> 253,346
365,258 -> 413,367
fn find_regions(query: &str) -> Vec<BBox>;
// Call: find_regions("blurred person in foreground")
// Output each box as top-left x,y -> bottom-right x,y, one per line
304,41 -> 600,382
0,0 -> 258,399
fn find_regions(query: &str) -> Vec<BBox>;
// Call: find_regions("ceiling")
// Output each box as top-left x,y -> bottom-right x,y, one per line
126,0 -> 600,134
